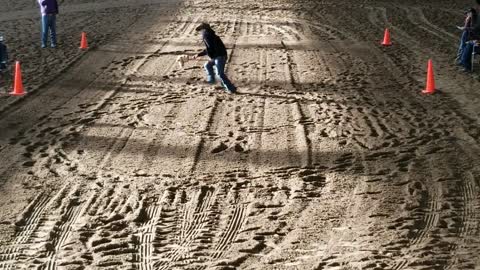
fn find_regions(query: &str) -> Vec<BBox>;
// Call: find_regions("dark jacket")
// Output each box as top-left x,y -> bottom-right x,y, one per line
473,18 -> 480,39
0,43 -> 7,70
467,8 -> 480,40
39,0 -> 59,15
197,28 -> 227,59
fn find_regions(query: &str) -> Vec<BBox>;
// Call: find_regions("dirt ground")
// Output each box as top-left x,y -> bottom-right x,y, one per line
1,0 -> 480,269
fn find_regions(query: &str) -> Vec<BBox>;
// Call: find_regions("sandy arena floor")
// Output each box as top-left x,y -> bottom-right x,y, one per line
1,0 -> 480,269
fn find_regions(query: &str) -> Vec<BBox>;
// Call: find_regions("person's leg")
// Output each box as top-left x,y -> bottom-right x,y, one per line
0,69 -> 11,94
214,56 -> 236,92
41,15 -> 48,48
456,30 -> 469,63
0,71 -> 4,94
49,15 -> 57,47
0,70 -> 4,93
204,59 -> 216,84
461,41 -> 474,71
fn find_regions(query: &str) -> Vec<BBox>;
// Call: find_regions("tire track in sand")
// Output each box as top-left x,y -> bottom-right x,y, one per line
43,187 -> 96,270
151,186 -> 249,269
210,204 -> 248,260
398,6 -> 457,43
284,44 -> 313,168
442,144 -> 480,270
136,190 -> 174,270
0,193 -> 50,269
153,187 -> 217,269
0,184 -> 96,269
391,157 -> 442,270
444,171 -> 478,270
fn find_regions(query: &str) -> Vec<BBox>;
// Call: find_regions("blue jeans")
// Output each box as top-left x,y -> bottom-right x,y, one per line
457,30 -> 469,62
204,56 -> 236,91
41,15 -> 57,47
0,67 -> 10,92
460,41 -> 477,71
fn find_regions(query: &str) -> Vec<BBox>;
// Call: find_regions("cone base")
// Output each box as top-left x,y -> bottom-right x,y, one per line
382,43 -> 392,46
79,47 -> 89,50
10,91 -> 26,96
422,89 -> 435,95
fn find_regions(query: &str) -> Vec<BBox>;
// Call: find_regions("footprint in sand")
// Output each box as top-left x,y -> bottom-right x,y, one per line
211,142 -> 228,154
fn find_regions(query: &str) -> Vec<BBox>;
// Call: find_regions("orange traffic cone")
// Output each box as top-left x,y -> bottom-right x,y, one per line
422,59 -> 436,95
10,61 -> 25,96
382,28 -> 392,46
79,32 -> 88,50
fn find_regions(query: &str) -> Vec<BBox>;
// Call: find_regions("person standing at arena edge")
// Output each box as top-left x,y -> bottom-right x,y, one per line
195,23 -> 237,94
0,34 -> 10,93
0,35 -> 8,72
38,0 -> 59,48
0,35 -> 9,93
456,7 -> 477,64
460,0 -> 480,71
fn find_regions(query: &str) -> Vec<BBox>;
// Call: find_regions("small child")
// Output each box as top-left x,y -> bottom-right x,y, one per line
195,23 -> 236,94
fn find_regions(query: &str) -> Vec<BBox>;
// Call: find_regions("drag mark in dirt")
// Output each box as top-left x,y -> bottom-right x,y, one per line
190,98 -> 219,173
267,23 -> 305,42
246,95 -> 268,168
291,102 -> 312,168
100,128 -> 137,170
171,16 -> 197,38
399,6 -> 457,44
304,14 -> 354,41
283,44 -> 314,168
